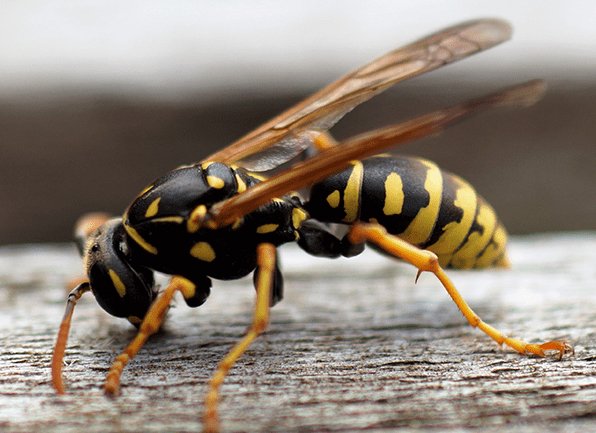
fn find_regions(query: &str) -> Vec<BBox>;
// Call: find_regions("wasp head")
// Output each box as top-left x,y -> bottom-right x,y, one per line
75,213 -> 158,326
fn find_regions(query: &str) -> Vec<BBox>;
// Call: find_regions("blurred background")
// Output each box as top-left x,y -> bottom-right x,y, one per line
1,0 -> 595,245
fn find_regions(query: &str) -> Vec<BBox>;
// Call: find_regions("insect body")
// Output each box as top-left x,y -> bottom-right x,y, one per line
116,161 -> 302,313
51,19 -> 572,433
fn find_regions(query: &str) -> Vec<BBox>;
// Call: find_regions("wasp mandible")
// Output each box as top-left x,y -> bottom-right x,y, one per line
51,19 -> 572,433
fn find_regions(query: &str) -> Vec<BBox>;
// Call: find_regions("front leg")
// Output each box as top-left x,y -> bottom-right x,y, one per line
348,222 -> 572,359
104,276 -> 198,395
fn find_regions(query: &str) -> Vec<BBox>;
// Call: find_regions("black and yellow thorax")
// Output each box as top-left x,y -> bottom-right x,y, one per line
122,162 -> 307,281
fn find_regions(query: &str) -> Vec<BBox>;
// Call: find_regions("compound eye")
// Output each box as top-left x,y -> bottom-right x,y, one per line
74,213 -> 112,256
85,219 -> 156,320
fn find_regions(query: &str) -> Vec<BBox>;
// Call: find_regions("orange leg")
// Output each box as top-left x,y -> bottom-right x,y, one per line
348,222 -> 572,359
52,282 -> 92,394
203,243 -> 276,433
104,276 -> 196,395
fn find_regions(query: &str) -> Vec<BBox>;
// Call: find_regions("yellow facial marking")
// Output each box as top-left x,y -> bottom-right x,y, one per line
257,224 -> 279,234
123,223 -> 158,255
190,242 -> 216,262
108,269 -> 127,298
326,190 -> 341,208
382,172 -> 404,216
426,176 -> 477,255
145,197 -> 161,218
401,160 -> 442,245
292,208 -> 308,229
206,175 -> 225,189
343,161 -> 363,222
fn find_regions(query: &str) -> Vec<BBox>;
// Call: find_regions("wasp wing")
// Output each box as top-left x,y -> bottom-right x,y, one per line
203,18 -> 512,171
208,80 -> 546,226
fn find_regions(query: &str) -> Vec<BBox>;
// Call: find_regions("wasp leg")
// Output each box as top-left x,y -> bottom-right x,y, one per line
104,276 -> 197,396
348,222 -> 572,359
203,243 -> 276,433
253,252 -> 283,306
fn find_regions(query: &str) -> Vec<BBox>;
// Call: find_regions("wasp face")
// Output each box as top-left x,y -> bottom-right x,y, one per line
75,215 -> 157,325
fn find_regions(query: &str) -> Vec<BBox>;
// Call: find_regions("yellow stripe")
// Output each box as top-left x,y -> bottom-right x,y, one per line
235,173 -> 247,193
108,269 -> 127,298
123,222 -> 158,255
475,223 -> 508,268
151,216 -> 184,224
246,171 -> 267,181
449,200 -> 497,269
343,161 -> 363,222
382,172 -> 404,216
400,160 -> 443,245
426,176 -> 477,255
139,184 -> 154,196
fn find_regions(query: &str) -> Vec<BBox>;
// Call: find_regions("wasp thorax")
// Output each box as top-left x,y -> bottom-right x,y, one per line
125,163 -> 239,228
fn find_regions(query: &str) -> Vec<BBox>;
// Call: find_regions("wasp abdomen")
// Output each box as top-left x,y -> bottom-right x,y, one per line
306,155 -> 508,269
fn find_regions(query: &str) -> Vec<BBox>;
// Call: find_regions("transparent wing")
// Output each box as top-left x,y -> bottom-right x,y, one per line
204,18 -> 512,171
207,80 -> 546,227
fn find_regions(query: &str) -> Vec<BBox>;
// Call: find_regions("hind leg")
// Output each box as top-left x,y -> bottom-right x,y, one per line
348,222 -> 572,358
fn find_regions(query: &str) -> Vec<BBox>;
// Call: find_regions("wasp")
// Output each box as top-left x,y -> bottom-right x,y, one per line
51,19 -> 572,433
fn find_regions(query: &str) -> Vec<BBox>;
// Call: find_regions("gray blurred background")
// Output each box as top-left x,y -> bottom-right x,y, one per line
1,0 -> 595,245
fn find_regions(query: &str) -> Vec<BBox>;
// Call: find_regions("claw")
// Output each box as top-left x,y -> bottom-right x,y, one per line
538,341 -> 574,360
525,340 -> 573,360
414,269 -> 423,284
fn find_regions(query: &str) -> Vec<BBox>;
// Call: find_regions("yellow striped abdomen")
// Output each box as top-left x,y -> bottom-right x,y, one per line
306,155 -> 508,269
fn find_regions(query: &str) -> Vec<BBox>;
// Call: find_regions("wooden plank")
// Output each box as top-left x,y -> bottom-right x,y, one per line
0,233 -> 594,433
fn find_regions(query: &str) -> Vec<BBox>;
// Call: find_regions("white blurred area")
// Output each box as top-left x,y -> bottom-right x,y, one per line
1,0 -> 595,101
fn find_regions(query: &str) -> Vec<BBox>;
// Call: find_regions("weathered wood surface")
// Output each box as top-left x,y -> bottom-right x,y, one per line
0,233 -> 594,433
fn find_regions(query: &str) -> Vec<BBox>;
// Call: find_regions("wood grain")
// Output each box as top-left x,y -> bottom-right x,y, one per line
0,233 -> 594,432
